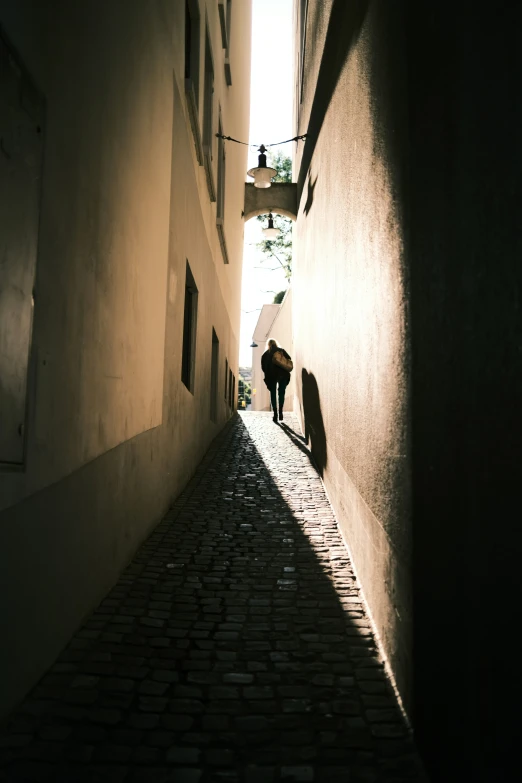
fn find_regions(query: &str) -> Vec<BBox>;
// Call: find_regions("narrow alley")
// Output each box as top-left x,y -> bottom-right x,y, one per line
0,413 -> 424,783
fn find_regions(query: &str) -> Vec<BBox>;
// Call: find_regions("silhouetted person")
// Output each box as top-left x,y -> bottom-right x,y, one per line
301,368 -> 327,476
261,338 -> 292,423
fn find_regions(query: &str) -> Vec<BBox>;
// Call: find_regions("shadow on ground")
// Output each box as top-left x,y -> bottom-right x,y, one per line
0,413 -> 423,783
300,370 -> 328,478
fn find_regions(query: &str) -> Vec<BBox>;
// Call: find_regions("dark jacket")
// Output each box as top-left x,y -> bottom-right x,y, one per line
261,346 -> 291,388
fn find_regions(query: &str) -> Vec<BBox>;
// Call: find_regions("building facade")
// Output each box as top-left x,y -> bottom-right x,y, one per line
0,0 -> 251,717
292,1 -> 522,780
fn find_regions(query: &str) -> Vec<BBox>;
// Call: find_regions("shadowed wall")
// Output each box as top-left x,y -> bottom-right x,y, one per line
294,0 -> 522,779
407,2 -> 522,780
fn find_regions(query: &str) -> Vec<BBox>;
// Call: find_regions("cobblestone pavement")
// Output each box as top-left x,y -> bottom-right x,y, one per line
0,413 -> 426,783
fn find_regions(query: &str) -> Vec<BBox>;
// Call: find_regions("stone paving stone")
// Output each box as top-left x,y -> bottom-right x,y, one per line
0,413 -> 427,782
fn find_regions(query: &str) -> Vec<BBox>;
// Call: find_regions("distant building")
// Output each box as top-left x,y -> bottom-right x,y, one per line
251,290 -> 294,412
239,366 -> 252,384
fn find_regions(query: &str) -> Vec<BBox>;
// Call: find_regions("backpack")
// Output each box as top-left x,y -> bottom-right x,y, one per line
272,349 -> 293,373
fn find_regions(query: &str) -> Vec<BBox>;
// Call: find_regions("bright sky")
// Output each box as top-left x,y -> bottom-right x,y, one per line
239,0 -> 294,366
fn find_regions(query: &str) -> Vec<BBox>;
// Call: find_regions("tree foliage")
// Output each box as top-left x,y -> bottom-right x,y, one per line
273,290 -> 286,304
268,150 -> 292,183
238,378 -> 251,407
256,152 -> 293,280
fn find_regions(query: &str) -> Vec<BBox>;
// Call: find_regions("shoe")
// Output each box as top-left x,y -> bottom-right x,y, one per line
272,414 -> 278,423
279,409 -> 284,421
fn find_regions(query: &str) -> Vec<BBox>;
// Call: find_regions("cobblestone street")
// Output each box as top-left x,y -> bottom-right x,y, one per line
0,413 -> 425,783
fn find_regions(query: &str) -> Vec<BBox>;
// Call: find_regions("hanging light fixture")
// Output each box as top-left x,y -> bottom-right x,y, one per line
250,341 -> 258,348
247,144 -> 277,189
262,212 -> 281,240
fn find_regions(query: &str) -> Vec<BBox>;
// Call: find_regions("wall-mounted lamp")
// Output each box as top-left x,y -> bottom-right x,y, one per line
262,212 -> 281,240
247,145 -> 277,189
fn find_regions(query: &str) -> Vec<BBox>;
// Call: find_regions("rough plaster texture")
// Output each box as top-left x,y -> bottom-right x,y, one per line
293,0 -> 411,708
243,182 -> 297,222
0,0 -> 252,718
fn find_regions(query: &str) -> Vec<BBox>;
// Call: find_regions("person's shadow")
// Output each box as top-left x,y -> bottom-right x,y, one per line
279,421 -> 318,473
301,369 -> 327,477
303,172 -> 318,216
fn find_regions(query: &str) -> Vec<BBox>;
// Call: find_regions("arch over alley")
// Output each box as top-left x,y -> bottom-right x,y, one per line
243,183 -> 297,222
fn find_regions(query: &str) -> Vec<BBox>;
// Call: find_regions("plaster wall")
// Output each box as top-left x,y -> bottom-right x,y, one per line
293,0 -> 411,703
0,0 -> 251,718
251,304 -> 279,412
250,296 -> 295,414
294,0 -> 522,778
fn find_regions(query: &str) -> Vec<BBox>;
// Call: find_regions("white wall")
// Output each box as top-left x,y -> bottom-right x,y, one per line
251,292 -> 294,412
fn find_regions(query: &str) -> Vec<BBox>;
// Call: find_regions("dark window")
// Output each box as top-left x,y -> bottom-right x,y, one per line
226,0 -> 232,40
232,374 -> 236,407
228,368 -> 233,407
210,329 -> 219,422
216,113 -> 228,261
203,29 -> 214,152
185,0 -> 200,102
217,116 -> 226,221
181,262 -> 198,392
184,1 -> 191,79
299,0 -> 308,104
202,27 -> 216,200
225,358 -> 229,400
218,0 -> 232,49
224,1 -> 232,85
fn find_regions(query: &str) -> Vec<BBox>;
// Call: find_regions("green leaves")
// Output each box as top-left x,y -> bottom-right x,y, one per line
255,152 -> 293,279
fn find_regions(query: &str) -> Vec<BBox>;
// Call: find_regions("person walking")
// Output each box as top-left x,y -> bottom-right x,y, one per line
261,338 -> 293,423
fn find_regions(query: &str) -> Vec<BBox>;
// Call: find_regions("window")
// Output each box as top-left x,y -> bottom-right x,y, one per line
226,0 -> 232,42
218,0 -> 232,85
184,0 -> 199,90
203,27 -> 216,200
210,329 -> 219,421
225,358 -> 229,400
181,262 -> 198,392
232,374 -> 236,408
228,368 -> 233,407
217,116 -> 226,221
299,0 -> 308,104
184,0 -> 203,163
216,113 -> 229,263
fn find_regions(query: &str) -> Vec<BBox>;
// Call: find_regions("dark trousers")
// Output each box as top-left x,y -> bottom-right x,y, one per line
268,380 -> 289,414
